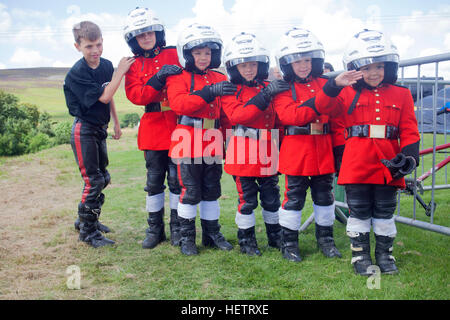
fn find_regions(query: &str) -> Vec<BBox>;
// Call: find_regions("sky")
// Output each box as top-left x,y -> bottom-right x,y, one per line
1,0 -> 450,78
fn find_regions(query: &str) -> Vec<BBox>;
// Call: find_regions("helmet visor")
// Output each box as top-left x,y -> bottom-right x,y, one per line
226,55 -> 269,68
125,25 -> 164,42
184,39 -> 221,51
348,54 -> 399,70
279,50 -> 325,65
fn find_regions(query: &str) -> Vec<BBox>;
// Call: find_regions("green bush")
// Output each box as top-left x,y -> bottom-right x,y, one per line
120,113 -> 140,128
0,90 -> 61,156
53,121 -> 72,145
28,132 -> 52,153
38,111 -> 55,137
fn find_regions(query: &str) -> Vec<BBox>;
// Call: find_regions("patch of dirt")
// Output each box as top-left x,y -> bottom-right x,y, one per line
0,150 -> 82,299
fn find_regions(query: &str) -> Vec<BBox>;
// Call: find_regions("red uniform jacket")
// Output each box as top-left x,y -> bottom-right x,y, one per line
166,69 -> 230,159
221,82 -> 281,177
315,82 -> 420,187
274,77 -> 340,176
125,47 -> 180,151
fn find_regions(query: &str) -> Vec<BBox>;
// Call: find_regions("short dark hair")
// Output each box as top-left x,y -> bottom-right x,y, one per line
324,62 -> 334,72
72,21 -> 102,44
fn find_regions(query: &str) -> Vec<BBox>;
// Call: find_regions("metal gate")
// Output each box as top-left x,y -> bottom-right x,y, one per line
395,53 -> 450,236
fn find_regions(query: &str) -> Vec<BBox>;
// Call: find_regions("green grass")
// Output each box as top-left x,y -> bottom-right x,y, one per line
0,75 -> 449,300
8,131 -> 444,300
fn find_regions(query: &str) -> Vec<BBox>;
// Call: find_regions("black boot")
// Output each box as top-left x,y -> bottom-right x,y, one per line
169,209 -> 182,246
280,227 -> 302,262
265,223 -> 281,249
179,216 -> 198,256
238,227 -> 261,256
142,208 -> 166,249
348,231 -> 373,276
74,194 -> 111,233
201,219 -> 233,251
78,206 -> 115,248
315,224 -> 342,258
375,234 -> 399,275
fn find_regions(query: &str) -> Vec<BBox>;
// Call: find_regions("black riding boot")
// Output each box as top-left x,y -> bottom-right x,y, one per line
201,219 -> 233,251
78,206 -> 115,248
169,209 -> 182,246
280,227 -> 302,262
238,227 -> 261,256
74,194 -> 111,233
179,216 -> 198,256
142,208 -> 166,249
315,224 -> 342,258
375,234 -> 399,275
348,231 -> 373,276
265,222 -> 281,249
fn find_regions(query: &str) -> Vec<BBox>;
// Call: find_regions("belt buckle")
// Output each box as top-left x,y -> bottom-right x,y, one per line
161,106 -> 171,112
310,123 -> 324,135
203,118 -> 215,129
369,125 -> 386,138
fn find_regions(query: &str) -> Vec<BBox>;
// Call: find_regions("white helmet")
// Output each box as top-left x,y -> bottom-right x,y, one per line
123,7 -> 165,54
343,29 -> 399,71
275,27 -> 325,80
223,32 -> 270,83
176,23 -> 223,70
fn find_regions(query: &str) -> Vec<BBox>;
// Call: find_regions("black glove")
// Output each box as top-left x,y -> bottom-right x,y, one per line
333,145 -> 345,177
381,153 -> 417,180
209,81 -> 237,97
155,65 -> 183,83
262,80 -> 290,101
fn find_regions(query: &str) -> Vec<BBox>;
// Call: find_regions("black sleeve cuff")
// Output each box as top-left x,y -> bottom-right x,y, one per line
191,85 -> 214,103
146,75 -> 165,91
245,92 -> 269,111
323,78 -> 344,98
298,97 -> 320,116
401,140 -> 420,166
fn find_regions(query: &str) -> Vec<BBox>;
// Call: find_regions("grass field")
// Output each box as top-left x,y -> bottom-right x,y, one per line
0,68 -> 449,301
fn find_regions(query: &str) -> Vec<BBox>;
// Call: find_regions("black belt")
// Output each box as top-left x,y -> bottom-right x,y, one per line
346,125 -> 399,139
145,102 -> 172,113
178,115 -> 220,129
232,124 -> 263,140
284,123 -> 330,136
145,103 -> 161,113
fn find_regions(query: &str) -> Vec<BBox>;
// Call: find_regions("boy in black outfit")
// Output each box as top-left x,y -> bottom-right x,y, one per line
63,21 -> 134,248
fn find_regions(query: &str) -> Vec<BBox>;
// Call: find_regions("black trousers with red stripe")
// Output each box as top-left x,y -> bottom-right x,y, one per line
144,150 -> 181,196
233,175 -> 280,215
70,118 -> 110,209
176,158 -> 222,205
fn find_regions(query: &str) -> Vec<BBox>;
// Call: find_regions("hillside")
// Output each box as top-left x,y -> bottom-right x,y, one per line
0,67 -> 70,80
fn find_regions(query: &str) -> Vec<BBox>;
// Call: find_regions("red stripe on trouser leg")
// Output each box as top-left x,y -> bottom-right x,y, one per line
235,176 -> 246,213
282,175 -> 290,209
74,122 -> 91,204
177,163 -> 186,203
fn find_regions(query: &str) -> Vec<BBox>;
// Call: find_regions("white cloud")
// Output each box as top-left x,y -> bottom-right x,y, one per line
0,62 -> 6,70
52,60 -> 71,68
444,33 -> 450,50
0,3 -> 11,31
9,48 -> 52,68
